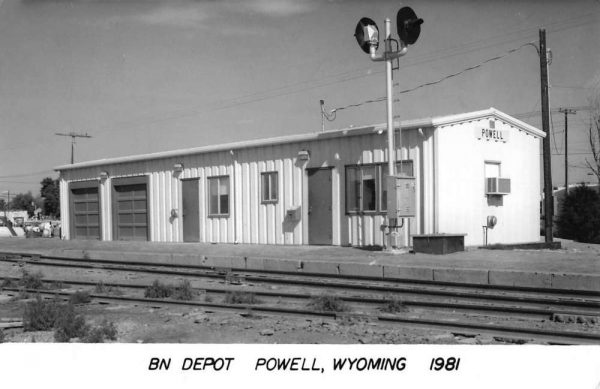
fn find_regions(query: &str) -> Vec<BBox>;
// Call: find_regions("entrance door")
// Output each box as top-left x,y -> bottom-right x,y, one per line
112,177 -> 149,241
182,178 -> 200,242
70,185 -> 100,240
308,168 -> 333,245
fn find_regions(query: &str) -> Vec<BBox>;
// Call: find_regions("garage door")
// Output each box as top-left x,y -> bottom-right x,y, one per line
112,177 -> 149,241
70,185 -> 100,240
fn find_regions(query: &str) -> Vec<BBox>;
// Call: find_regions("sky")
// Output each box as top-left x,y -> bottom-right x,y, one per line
0,0 -> 599,198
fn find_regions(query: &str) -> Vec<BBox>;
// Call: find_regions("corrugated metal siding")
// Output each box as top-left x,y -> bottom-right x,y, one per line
59,127 -> 434,246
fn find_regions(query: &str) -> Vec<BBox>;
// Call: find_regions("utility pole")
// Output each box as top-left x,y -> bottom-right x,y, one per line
539,29 -> 553,243
559,108 -> 576,195
2,190 -> 9,220
55,132 -> 92,164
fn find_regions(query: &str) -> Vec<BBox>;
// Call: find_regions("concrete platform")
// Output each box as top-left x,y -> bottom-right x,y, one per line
0,237 -> 599,292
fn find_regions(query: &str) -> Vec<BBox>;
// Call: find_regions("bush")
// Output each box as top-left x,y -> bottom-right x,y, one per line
1,278 -> 16,289
83,320 -> 118,343
22,295 -> 117,342
144,279 -> 195,300
19,270 -> 45,290
307,295 -> 347,312
0,329 -> 5,343
54,304 -> 89,342
556,184 -> 600,243
23,295 -> 62,331
224,291 -> 260,304
144,280 -> 173,299
94,281 -> 123,296
381,297 -> 408,313
172,280 -> 194,301
47,281 -> 65,290
69,290 -> 91,305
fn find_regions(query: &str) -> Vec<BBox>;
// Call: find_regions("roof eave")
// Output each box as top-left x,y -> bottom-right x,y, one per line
54,118 -> 434,172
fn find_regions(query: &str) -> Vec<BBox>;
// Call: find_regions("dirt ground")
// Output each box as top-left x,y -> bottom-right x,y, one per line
1,295 -> 511,344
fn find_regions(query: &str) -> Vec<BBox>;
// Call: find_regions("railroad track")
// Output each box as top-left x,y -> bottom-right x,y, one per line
1,251 -> 599,344
1,275 -> 598,319
1,253 -> 599,311
2,287 -> 599,345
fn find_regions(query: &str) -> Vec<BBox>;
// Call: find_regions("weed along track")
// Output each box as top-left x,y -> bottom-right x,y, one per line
0,251 -> 599,344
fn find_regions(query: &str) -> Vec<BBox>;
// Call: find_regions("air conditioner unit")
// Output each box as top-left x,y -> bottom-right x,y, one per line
486,177 -> 511,195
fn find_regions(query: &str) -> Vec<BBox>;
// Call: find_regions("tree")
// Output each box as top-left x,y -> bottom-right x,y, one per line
40,177 -> 60,218
556,184 -> 600,243
10,192 -> 35,217
585,93 -> 600,189
0,198 -> 5,211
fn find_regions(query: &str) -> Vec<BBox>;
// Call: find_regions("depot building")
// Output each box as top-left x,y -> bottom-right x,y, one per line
55,108 -> 544,247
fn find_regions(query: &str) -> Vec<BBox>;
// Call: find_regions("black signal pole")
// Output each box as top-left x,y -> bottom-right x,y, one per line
539,29 -> 553,243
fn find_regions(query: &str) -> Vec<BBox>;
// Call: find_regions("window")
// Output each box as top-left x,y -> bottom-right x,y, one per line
345,161 -> 413,214
261,172 -> 278,203
484,161 -> 500,178
208,176 -> 229,216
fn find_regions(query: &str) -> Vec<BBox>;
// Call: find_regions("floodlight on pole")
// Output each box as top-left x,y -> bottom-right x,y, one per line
354,6 -> 423,250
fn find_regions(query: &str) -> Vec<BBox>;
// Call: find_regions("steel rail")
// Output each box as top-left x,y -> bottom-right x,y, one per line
2,251 -> 599,297
2,256 -> 599,310
5,288 -> 599,345
2,275 -> 599,321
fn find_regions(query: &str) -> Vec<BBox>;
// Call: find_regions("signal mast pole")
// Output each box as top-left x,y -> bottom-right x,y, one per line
55,132 -> 92,164
354,8 -> 422,250
539,29 -> 553,244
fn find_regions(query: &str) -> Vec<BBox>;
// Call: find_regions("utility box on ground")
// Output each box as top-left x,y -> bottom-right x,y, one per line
386,175 -> 416,219
412,233 -> 466,254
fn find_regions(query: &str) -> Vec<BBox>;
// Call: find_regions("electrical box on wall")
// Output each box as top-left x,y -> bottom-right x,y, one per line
386,175 -> 416,218
286,206 -> 301,220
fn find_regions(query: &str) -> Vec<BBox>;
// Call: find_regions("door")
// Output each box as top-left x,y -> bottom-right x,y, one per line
112,177 -> 149,241
70,185 -> 100,240
308,168 -> 333,245
182,178 -> 200,242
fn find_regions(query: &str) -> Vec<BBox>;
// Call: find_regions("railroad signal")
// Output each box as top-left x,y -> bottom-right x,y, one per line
352,6 -> 423,251
354,17 -> 380,54
396,7 -> 423,46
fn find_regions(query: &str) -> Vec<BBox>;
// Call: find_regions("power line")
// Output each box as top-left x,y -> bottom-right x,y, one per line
329,41 -> 537,114
0,8 -> 595,149
0,170 -> 54,179
55,132 -> 92,164
41,10 -> 600,138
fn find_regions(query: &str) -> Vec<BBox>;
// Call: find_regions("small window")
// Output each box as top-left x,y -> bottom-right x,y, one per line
362,166 -> 377,211
345,167 -> 360,212
261,172 -> 278,204
485,161 -> 500,178
208,176 -> 229,217
345,161 -> 414,214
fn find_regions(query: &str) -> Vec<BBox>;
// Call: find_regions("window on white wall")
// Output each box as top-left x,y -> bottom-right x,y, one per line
485,162 -> 500,178
261,171 -> 278,204
345,161 -> 413,214
208,176 -> 229,216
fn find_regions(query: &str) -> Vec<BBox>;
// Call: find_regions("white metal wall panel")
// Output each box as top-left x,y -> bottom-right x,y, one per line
435,118 -> 542,246
59,124 -> 438,246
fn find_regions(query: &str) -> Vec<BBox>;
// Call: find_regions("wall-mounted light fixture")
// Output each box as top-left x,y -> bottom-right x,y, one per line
298,150 -> 310,161
99,171 -> 109,180
173,163 -> 184,173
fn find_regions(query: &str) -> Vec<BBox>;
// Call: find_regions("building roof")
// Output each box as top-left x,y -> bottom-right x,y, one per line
55,107 -> 543,171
